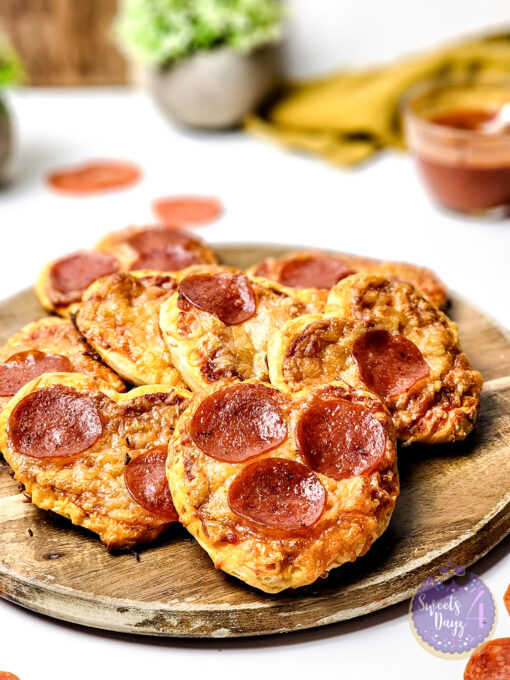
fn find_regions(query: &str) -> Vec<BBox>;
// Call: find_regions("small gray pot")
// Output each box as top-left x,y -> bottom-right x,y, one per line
0,100 -> 12,183
146,44 -> 280,130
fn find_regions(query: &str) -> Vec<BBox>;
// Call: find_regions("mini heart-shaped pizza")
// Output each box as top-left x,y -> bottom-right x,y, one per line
0,317 -> 125,413
159,265 -> 322,391
36,226 -> 218,317
247,250 -> 447,309
0,373 -> 191,549
76,270 -> 185,387
167,380 -> 398,593
268,273 -> 482,444
96,224 -> 217,272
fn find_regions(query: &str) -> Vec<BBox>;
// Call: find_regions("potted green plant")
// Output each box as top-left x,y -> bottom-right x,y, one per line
116,0 -> 285,129
0,37 -> 21,183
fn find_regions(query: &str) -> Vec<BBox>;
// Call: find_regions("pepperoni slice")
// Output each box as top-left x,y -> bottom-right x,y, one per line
127,227 -> 199,254
0,673 -> 21,680
49,251 -> 120,305
178,272 -> 256,325
124,446 -> 178,521
297,397 -> 386,480
126,227 -> 203,272
464,638 -> 510,680
228,458 -> 325,531
9,385 -> 103,459
153,196 -> 222,226
47,161 -> 141,195
504,584 -> 510,616
279,255 -> 353,289
129,247 -> 198,272
191,384 -> 287,462
0,350 -> 73,397
352,329 -> 430,400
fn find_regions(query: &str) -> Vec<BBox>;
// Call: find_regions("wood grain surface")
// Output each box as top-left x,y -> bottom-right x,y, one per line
0,244 -> 508,638
0,0 -> 128,86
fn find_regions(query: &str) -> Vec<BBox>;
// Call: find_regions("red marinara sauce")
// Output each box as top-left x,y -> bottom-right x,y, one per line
405,96 -> 510,215
416,109 -> 510,213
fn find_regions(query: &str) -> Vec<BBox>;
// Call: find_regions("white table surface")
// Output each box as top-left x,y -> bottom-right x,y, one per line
0,88 -> 508,680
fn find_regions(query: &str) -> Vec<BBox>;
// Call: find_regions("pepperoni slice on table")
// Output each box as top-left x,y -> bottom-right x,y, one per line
0,673 -> 21,680
0,350 -> 73,397
297,397 -> 386,480
124,446 -> 178,521
464,638 -> 510,680
47,161 -> 141,195
153,196 -> 222,227
228,458 -> 326,531
352,329 -> 430,400
191,384 -> 287,462
504,584 -> 510,616
9,385 -> 103,459
279,255 -> 353,289
49,251 -> 120,305
178,272 -> 256,325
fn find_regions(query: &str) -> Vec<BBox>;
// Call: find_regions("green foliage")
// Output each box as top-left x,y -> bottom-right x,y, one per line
0,36 -> 22,88
116,0 -> 285,66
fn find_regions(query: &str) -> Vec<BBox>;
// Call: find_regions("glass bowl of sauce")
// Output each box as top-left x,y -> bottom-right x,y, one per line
403,75 -> 510,216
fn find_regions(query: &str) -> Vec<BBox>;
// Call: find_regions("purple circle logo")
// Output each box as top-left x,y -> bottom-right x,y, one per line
409,562 -> 497,658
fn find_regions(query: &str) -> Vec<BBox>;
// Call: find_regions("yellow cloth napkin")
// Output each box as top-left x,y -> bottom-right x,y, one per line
245,32 -> 510,166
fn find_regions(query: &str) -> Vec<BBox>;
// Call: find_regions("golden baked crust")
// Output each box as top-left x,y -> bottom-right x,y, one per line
269,273 -> 482,444
159,265 -> 322,391
76,270 -> 185,387
247,250 -> 447,309
167,380 -> 398,593
0,317 -> 125,413
96,224 -> 217,271
0,373 -> 191,549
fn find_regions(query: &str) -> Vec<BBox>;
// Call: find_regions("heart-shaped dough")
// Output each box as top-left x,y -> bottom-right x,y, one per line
76,270 -> 185,387
0,317 -> 125,414
167,379 -> 398,593
159,264 -> 322,391
0,373 -> 191,549
268,273 -> 482,444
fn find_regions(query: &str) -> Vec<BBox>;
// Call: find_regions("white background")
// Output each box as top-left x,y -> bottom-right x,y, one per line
0,2 -> 509,678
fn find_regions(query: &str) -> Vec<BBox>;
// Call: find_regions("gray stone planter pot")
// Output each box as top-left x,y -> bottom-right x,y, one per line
146,44 -> 280,130
0,100 -> 12,183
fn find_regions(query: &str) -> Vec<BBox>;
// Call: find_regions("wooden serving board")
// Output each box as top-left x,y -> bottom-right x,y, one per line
0,244 -> 509,638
